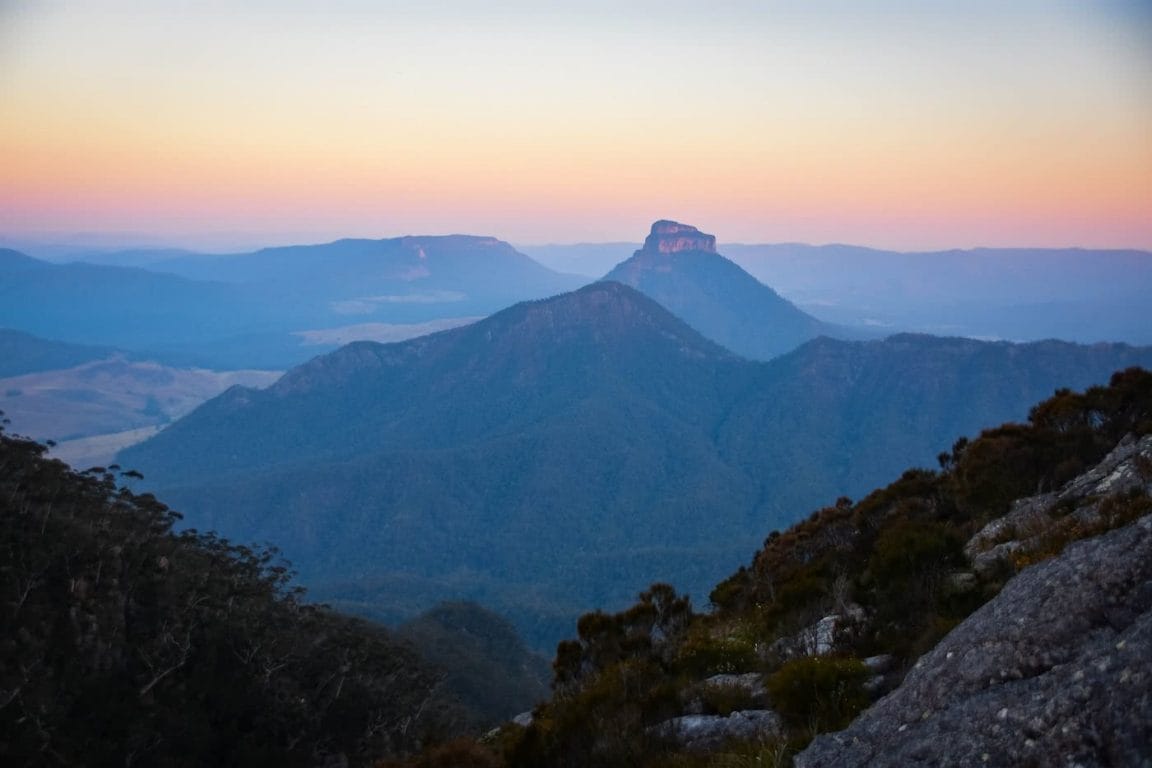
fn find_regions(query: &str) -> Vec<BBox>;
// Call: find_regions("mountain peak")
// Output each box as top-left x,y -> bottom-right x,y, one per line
261,280 -> 734,400
471,280 -> 735,362
604,221 -> 839,360
642,220 -> 716,255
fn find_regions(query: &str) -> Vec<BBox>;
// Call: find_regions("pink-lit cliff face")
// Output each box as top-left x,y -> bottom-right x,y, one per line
642,221 -> 717,255
0,2 -> 1149,249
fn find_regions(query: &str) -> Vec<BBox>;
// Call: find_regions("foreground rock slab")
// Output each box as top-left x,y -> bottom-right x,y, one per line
796,514 -> 1152,768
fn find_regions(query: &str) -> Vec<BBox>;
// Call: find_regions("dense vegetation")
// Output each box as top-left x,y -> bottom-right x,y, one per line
387,366 -> 1152,767
397,602 -> 550,730
119,282 -> 1152,650
0,416 -> 484,766
3,360 -> 1150,765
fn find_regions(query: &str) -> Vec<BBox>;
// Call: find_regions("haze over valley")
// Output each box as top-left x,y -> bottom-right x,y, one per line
6,219 -> 1151,652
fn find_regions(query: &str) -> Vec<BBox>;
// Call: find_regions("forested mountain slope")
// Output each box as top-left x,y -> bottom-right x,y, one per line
120,282 -> 1152,649
455,368 -> 1152,767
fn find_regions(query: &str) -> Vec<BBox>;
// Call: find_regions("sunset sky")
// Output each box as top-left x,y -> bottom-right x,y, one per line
2,1 -> 1150,250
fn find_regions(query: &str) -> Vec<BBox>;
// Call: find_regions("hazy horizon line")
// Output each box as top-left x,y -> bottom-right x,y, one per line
5,228 -> 1152,257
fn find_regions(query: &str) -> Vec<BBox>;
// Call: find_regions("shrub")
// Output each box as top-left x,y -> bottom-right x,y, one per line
698,682 -> 757,716
677,632 -> 759,677
765,656 -> 868,735
867,520 -> 963,590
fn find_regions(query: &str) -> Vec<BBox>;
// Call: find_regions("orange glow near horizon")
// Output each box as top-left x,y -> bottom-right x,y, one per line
2,2 -> 1150,250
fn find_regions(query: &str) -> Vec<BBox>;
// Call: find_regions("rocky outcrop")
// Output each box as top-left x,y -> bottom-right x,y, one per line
681,673 -> 769,715
795,513 -> 1152,768
702,672 -> 766,698
641,220 -> 717,255
654,668 -> 779,752
650,709 -> 783,752
966,433 -> 1152,576
771,604 -> 866,659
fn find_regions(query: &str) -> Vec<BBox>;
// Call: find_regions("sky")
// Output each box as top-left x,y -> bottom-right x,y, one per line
1,0 -> 1150,251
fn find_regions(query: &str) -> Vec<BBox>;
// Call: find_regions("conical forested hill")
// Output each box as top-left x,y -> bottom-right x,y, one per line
603,221 -> 856,359
122,280 -> 743,477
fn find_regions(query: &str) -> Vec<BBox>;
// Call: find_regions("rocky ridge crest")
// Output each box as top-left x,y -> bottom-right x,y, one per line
966,432 -> 1152,576
796,434 -> 1152,768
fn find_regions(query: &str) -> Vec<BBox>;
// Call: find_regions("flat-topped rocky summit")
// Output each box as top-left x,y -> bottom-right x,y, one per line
642,220 -> 717,255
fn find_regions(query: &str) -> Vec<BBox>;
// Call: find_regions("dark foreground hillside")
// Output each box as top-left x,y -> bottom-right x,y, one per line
0,418 -> 480,766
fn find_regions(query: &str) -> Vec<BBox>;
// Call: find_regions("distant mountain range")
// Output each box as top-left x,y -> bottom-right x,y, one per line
119,280 -> 1152,648
10,226 -> 1147,369
146,235 -> 578,300
522,240 -> 1152,345
724,243 -> 1152,343
0,328 -> 122,378
603,221 -> 864,359
0,248 -> 250,356
0,237 -> 585,368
